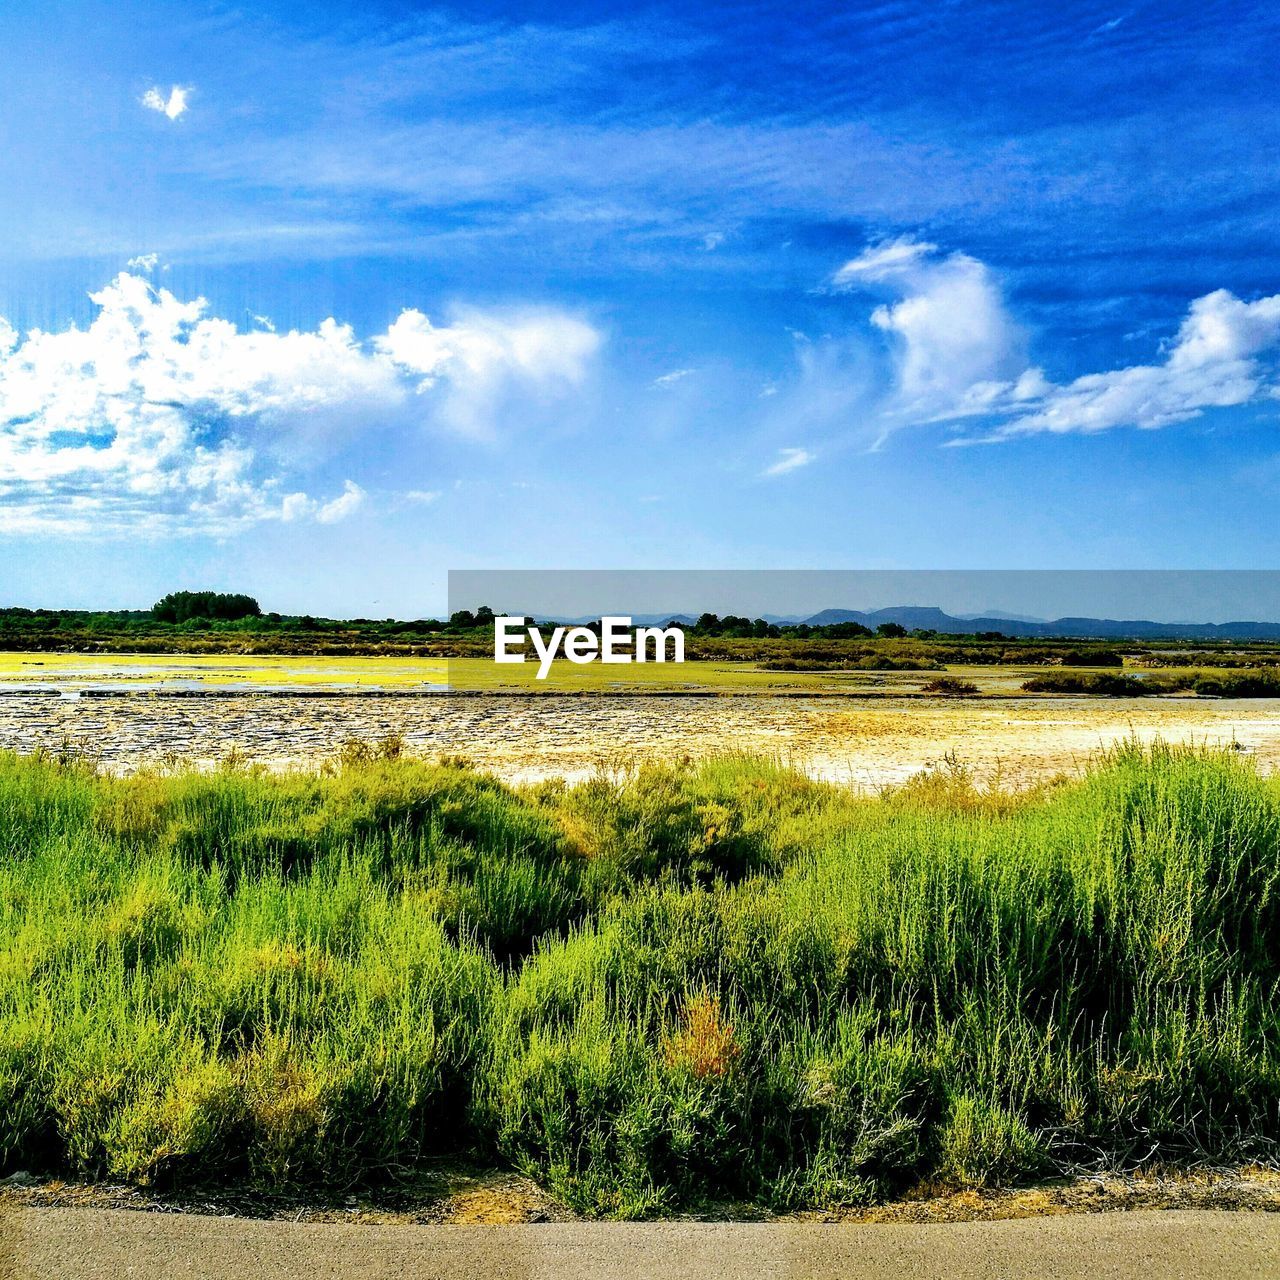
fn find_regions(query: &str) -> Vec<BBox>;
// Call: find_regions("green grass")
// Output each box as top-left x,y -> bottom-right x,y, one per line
0,741 -> 1278,1215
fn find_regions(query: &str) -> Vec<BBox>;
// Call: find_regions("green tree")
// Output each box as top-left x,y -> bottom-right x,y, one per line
152,591 -> 262,623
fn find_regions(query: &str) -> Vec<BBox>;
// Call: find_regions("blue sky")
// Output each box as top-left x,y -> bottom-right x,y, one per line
1,0 -> 1279,615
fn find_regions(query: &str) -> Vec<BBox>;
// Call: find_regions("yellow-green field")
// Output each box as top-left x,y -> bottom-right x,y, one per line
0,651 -> 1137,695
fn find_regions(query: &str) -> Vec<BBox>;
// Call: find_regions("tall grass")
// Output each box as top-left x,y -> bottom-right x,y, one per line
0,741 -> 1276,1215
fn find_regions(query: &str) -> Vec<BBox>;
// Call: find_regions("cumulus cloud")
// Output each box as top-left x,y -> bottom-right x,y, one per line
952,288 -> 1280,443
375,305 -> 600,439
832,237 -> 1280,444
316,480 -> 366,523
141,85 -> 190,120
280,492 -> 315,523
832,238 -> 1025,422
277,481 -> 367,525
762,446 -> 814,476
126,253 -> 161,273
0,272 -> 601,535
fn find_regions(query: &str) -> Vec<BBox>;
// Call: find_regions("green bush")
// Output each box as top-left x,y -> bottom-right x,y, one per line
0,742 -> 1277,1213
921,677 -> 979,695
1021,671 -> 1149,696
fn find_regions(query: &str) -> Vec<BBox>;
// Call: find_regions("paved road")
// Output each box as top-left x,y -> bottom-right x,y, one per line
2,1207 -> 1278,1279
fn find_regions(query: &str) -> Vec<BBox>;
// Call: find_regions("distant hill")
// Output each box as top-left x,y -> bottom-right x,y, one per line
509,606 -> 1280,640
629,613 -> 698,627
802,606 -> 1280,640
546,613 -> 699,627
954,610 -> 1048,624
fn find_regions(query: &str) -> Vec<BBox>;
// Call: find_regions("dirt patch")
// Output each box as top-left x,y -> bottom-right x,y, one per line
445,1186 -> 555,1224
0,1165 -> 571,1227
3,1166 -> 1277,1227
822,1166 -> 1280,1224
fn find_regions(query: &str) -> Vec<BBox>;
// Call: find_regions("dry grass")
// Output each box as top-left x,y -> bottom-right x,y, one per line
662,994 -> 743,1080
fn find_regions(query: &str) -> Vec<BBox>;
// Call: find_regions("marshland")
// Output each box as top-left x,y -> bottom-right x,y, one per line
3,600 -> 1280,1218
0,739 -> 1277,1217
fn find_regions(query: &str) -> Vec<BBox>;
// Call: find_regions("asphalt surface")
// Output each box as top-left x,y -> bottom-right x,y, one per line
1,1207 -> 1278,1279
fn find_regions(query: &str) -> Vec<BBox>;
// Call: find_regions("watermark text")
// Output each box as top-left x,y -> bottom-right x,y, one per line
494,616 -> 684,679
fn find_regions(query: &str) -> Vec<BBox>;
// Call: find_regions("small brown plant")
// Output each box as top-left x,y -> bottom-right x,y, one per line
921,677 -> 979,696
662,992 -> 741,1079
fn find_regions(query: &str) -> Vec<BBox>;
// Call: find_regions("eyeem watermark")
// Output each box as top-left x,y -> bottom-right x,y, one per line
494,616 -> 684,679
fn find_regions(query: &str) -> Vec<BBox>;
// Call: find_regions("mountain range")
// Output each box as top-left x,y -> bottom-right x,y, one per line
795,607 -> 1280,640
555,608 -> 1280,640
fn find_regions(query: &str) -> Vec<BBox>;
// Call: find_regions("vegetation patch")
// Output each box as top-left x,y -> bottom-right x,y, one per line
0,743 -> 1277,1216
1023,668 -> 1280,698
921,678 -> 980,696
1021,672 -> 1151,696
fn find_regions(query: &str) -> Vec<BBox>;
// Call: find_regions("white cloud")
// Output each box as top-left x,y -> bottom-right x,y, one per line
376,305 -> 601,438
316,480 -> 366,524
126,253 -> 160,273
832,238 -> 937,284
651,367 -> 697,388
832,238 -> 1280,444
833,238 -> 1025,421
404,488 -> 442,504
762,446 -> 814,476
277,481 -> 366,525
0,272 -> 602,535
280,492 -> 314,523
954,288 -> 1280,443
141,85 -> 190,121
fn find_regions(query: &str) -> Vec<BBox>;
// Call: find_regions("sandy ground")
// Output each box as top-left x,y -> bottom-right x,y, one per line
1,1204 -> 1277,1280
3,692 -> 1280,788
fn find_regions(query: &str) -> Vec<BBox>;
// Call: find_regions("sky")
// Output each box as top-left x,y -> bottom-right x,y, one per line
2,0 -> 1279,616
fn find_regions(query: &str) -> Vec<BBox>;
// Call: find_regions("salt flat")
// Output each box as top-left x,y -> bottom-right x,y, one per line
2,688 -> 1279,788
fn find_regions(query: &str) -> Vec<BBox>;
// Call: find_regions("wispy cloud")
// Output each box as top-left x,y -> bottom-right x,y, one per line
1091,14 -> 1129,36
651,367 -> 697,388
0,1 -> 1273,295
762,447 -> 814,476
0,273 -> 602,535
141,85 -> 190,121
